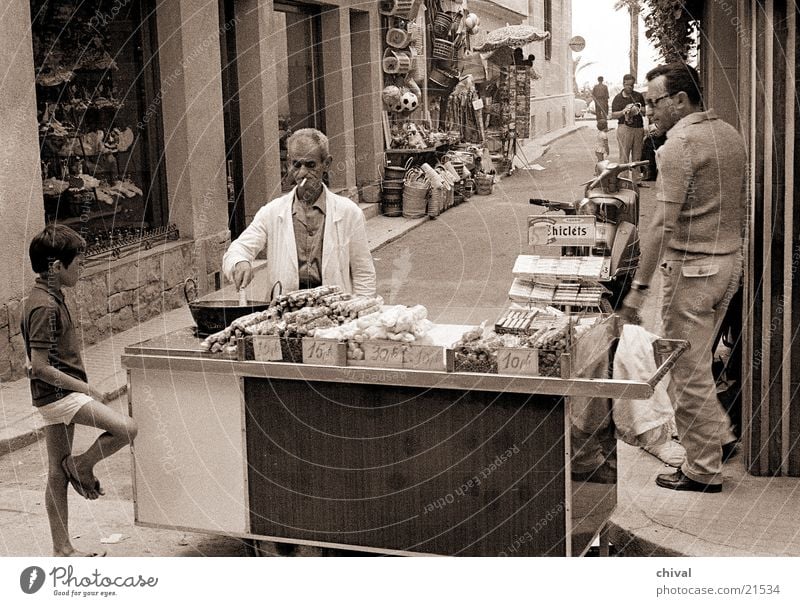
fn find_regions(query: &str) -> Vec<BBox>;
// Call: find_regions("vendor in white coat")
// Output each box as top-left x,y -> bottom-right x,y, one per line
223,128 -> 377,296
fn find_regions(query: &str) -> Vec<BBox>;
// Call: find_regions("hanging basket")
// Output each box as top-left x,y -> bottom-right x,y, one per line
380,0 -> 421,20
433,11 -> 455,37
432,38 -> 455,61
386,27 -> 412,49
382,48 -> 413,74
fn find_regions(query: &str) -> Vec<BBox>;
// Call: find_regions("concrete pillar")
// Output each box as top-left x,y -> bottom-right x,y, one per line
0,0 -> 43,379
321,7 -> 357,192
350,8 -> 384,187
156,0 -> 228,242
234,0 -> 282,221
0,0 -> 44,302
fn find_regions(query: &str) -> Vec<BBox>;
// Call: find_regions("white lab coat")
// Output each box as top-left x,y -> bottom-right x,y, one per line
222,186 -> 376,296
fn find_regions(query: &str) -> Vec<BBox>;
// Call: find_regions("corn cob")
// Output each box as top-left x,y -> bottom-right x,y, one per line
320,292 -> 352,306
356,304 -> 382,318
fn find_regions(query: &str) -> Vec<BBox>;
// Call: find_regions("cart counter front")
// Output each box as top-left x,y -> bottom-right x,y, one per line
122,326 -> 668,557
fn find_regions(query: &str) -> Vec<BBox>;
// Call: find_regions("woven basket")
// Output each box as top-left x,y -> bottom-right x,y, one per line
432,38 -> 455,61
475,175 -> 493,195
428,187 -> 445,218
433,11 -> 455,37
402,181 -> 429,219
382,48 -> 412,74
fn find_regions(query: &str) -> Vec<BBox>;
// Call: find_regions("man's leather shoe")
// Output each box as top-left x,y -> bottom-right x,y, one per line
655,470 -> 721,493
572,463 -> 616,484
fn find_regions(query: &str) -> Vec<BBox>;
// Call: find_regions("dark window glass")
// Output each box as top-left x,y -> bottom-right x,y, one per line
32,0 -> 166,245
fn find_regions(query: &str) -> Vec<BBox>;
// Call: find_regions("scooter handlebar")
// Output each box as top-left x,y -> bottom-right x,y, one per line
587,160 -> 651,192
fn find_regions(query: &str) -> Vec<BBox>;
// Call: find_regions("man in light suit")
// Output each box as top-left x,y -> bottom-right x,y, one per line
223,128 -> 376,296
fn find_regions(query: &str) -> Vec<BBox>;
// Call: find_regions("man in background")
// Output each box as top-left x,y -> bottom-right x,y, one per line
592,76 -> 609,121
609,74 -> 646,185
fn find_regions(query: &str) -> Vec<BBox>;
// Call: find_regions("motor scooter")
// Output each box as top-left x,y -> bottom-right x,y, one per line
529,159 -> 649,309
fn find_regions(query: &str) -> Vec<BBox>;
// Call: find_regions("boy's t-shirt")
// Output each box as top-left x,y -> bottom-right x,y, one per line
21,277 -> 88,406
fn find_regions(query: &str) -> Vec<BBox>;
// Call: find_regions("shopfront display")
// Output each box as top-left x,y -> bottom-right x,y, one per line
32,0 -> 165,248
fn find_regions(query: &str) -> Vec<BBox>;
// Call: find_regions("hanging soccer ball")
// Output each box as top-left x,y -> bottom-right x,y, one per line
401,91 -> 418,112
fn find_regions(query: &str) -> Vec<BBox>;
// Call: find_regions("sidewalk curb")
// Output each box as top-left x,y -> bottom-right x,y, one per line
369,217 -> 429,253
0,427 -> 43,457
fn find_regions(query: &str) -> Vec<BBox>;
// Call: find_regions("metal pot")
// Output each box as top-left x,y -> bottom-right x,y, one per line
184,278 -> 279,336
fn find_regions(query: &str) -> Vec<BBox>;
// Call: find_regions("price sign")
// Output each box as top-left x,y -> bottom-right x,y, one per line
362,341 -> 405,368
302,338 -> 345,366
252,335 -> 282,361
403,344 -> 444,371
497,348 -> 539,376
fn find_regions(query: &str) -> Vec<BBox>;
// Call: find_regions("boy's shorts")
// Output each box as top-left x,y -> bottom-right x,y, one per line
35,392 -> 93,426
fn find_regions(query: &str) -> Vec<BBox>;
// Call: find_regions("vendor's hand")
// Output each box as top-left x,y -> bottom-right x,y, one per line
619,289 -> 647,325
233,261 -> 253,290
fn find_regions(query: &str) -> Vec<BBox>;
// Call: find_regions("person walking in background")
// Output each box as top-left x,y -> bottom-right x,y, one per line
620,62 -> 746,493
610,74 -> 646,185
594,119 -> 610,161
592,76 -> 609,121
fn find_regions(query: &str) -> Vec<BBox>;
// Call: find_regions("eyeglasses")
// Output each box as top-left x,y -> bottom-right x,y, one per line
645,93 -> 677,109
290,159 -> 319,170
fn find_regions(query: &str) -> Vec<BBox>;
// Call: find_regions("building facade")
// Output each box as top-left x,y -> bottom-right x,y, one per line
0,0 -> 385,381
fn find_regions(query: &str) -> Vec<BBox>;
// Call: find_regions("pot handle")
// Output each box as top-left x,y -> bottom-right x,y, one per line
183,277 -> 198,303
269,280 -> 283,303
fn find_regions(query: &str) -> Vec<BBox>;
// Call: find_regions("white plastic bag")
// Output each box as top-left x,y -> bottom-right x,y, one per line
612,324 -> 675,446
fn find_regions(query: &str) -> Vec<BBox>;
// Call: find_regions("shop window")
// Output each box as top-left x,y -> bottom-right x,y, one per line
32,0 -> 167,252
274,2 -> 326,191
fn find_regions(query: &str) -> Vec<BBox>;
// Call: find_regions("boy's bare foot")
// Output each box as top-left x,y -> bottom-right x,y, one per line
61,455 -> 103,500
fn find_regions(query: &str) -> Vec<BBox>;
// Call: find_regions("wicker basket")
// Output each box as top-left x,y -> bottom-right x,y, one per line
475,175 -> 493,195
402,181 -> 429,219
432,38 -> 455,61
428,187 -> 445,218
433,11 -> 454,37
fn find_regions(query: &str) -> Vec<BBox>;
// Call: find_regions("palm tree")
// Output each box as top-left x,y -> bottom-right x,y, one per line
572,55 -> 598,95
615,0 -> 641,79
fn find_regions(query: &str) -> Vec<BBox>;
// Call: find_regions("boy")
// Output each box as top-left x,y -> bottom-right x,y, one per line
595,119 -> 610,162
22,224 -> 137,557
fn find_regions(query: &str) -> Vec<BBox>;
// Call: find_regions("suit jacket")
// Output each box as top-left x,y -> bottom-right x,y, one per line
222,186 -> 376,296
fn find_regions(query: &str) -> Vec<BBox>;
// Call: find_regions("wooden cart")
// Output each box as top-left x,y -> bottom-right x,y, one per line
122,326 -> 683,556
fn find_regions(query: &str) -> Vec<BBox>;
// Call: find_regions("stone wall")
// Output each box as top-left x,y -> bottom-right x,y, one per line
0,231 -> 228,382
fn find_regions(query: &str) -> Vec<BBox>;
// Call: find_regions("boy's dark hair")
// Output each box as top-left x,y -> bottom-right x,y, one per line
646,62 -> 704,106
29,224 -> 86,274
622,74 -> 635,84
597,119 -> 608,131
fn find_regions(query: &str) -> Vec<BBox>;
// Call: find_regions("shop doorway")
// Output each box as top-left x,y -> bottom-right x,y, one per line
274,2 -> 326,191
219,0 -> 246,239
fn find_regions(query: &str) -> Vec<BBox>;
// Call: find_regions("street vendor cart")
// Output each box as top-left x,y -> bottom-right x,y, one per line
122,316 -> 682,557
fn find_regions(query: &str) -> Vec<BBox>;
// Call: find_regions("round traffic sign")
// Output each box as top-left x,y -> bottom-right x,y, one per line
569,35 -> 586,52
